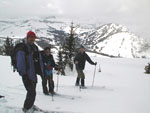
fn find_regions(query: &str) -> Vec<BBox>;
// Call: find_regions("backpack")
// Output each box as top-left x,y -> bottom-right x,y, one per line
40,51 -> 53,76
44,61 -> 53,76
10,43 -> 28,72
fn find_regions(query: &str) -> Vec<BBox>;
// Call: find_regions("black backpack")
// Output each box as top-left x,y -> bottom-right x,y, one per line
10,43 -> 28,72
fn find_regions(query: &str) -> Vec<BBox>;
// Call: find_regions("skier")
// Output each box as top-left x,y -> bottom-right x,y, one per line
16,31 -> 44,112
41,47 -> 59,95
74,45 -> 97,88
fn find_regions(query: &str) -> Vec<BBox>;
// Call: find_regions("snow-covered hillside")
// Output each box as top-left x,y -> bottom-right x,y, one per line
0,55 -> 150,113
0,17 -> 67,38
81,24 -> 150,58
0,17 -> 150,58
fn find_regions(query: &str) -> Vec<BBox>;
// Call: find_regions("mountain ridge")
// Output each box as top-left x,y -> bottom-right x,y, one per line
0,16 -> 149,58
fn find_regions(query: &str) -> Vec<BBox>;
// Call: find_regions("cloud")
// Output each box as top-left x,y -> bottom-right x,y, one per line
0,0 -> 149,18
0,0 -> 149,40
0,0 -> 63,17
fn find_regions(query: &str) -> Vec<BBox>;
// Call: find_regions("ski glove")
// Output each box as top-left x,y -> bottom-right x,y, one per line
55,66 -> 60,71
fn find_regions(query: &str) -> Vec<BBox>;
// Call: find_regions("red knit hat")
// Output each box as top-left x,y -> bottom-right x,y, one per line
26,31 -> 36,39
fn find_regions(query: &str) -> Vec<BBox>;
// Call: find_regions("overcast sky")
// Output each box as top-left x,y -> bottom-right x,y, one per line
0,0 -> 149,40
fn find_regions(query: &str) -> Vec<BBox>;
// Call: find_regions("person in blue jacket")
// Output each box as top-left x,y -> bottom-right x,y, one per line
16,31 -> 44,112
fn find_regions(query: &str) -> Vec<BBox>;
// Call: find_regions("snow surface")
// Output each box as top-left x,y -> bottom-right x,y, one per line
0,55 -> 150,113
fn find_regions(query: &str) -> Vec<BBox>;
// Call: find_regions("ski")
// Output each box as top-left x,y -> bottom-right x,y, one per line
4,105 -> 75,113
54,93 -> 75,100
48,93 -> 81,100
79,85 -> 106,90
32,105 -> 76,113
79,86 -> 87,89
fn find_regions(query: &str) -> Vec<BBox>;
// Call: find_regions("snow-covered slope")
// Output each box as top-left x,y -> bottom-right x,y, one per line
0,17 -> 67,38
81,24 -> 150,58
0,17 -> 150,58
0,55 -> 150,113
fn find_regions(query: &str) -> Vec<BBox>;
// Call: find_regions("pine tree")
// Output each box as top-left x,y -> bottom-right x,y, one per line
0,47 -> 3,55
62,22 -> 78,71
3,37 -> 14,56
56,47 -> 66,75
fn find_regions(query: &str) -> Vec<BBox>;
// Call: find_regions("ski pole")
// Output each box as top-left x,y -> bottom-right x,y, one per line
52,93 -> 54,101
79,85 -> 81,92
56,73 -> 59,92
99,64 -> 101,72
92,64 -> 97,87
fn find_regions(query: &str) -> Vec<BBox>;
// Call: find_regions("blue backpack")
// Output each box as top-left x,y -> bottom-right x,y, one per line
45,61 -> 53,76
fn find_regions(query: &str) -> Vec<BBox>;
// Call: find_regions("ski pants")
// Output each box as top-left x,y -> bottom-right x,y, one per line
22,76 -> 36,110
42,74 -> 54,93
77,69 -> 85,79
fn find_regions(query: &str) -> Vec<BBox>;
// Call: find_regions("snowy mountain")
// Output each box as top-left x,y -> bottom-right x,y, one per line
0,16 -> 68,42
0,16 -> 150,58
81,24 -> 150,58
0,55 -> 150,113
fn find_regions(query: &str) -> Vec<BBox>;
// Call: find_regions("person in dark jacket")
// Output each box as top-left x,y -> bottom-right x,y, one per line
41,47 -> 58,95
74,45 -> 97,88
16,31 -> 44,112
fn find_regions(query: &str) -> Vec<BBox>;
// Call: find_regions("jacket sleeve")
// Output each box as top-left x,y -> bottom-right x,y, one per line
16,51 -> 27,76
85,53 -> 95,65
39,53 -> 44,76
74,54 -> 79,63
